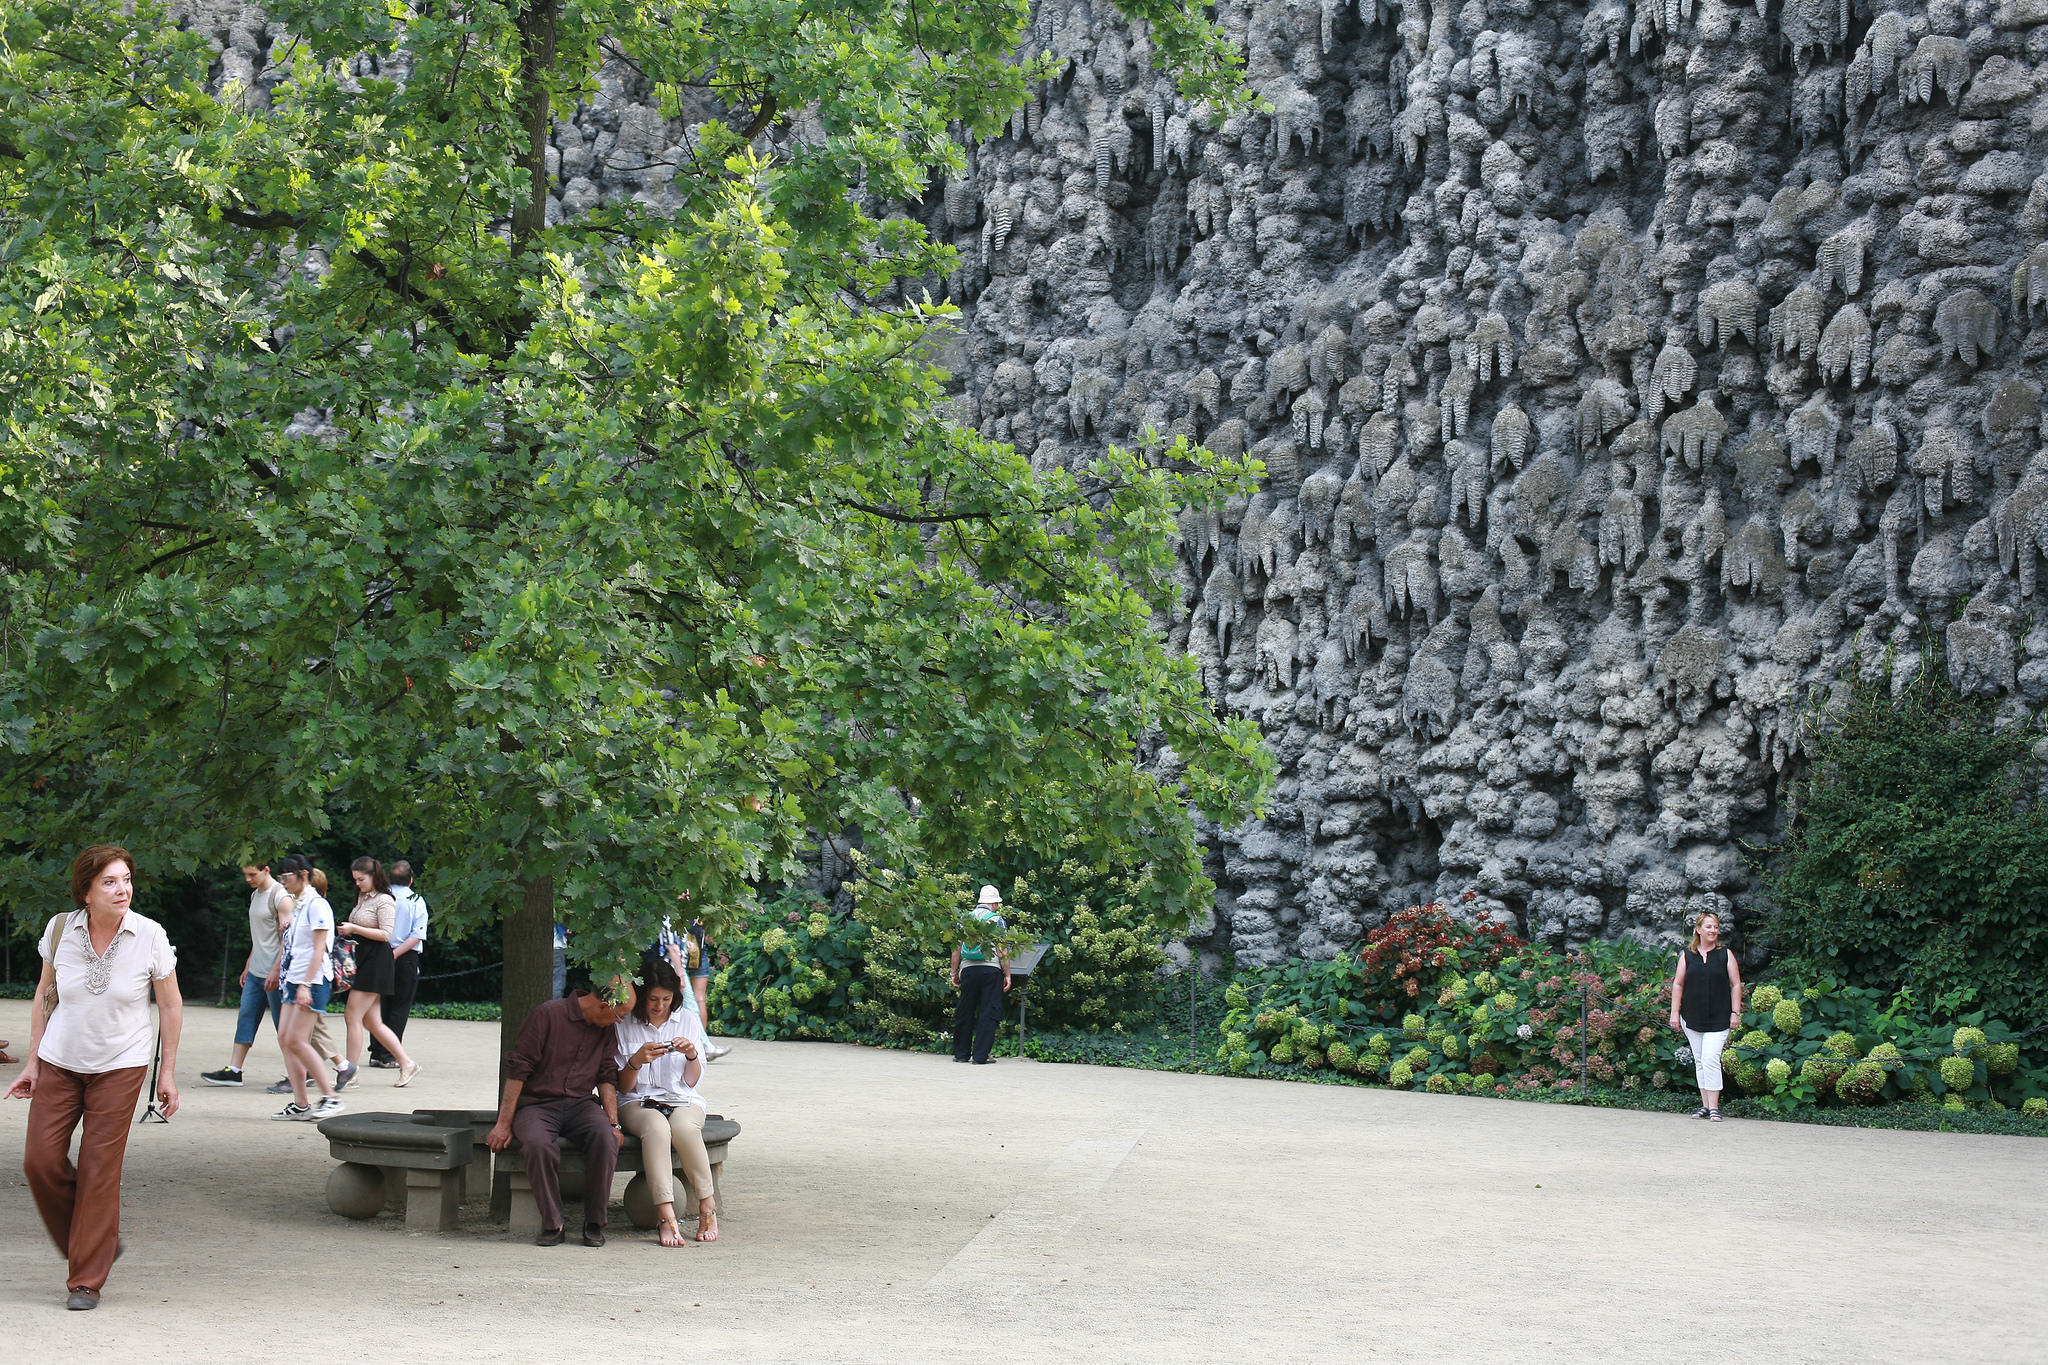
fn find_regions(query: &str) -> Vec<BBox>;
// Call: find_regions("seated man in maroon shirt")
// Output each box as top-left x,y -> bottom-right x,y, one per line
486,979 -> 637,1246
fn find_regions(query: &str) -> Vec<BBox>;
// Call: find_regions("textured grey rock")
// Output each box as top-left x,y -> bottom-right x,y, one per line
915,0 -> 2048,964
178,0 -> 2048,964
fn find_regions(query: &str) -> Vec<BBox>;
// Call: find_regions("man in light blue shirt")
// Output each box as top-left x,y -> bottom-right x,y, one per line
370,860 -> 429,1067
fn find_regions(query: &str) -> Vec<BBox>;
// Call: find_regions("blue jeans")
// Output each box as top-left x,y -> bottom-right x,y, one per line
234,972 -> 284,1047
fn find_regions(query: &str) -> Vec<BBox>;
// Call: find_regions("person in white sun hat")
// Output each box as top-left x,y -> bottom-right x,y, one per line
950,885 -> 1012,1065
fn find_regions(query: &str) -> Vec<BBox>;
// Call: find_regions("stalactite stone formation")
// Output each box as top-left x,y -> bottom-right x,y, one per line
921,0 -> 2048,964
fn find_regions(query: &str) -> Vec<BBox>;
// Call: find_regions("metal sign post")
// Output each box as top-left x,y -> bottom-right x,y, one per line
1009,944 -> 1050,1057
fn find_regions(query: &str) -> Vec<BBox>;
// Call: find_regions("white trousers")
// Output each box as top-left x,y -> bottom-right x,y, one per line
1684,1027 -> 1729,1091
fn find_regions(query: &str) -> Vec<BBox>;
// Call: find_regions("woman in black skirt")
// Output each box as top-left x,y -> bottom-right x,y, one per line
337,858 -> 421,1085
1666,910 -> 1743,1121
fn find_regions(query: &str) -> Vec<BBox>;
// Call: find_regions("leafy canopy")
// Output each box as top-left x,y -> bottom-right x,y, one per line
0,0 -> 1268,976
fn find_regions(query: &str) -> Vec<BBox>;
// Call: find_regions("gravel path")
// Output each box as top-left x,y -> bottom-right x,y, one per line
2,999 -> 2042,1362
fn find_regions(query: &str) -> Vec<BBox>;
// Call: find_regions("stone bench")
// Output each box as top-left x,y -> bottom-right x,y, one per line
493,1113 -> 740,1237
318,1111 -> 479,1232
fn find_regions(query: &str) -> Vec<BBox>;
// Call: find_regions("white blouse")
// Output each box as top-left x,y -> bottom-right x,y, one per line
614,1013 -> 707,1110
38,909 -> 177,1073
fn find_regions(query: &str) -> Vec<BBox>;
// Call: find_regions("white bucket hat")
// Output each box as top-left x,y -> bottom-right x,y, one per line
977,885 -> 1003,905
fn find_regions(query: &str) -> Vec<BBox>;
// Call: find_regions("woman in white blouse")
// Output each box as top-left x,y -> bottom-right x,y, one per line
6,845 -> 183,1311
609,957 -> 717,1245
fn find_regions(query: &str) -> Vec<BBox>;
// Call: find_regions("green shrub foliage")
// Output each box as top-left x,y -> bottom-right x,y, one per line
710,840 -> 1184,1045
1767,657 -> 2048,1025
1209,897 -> 2048,1112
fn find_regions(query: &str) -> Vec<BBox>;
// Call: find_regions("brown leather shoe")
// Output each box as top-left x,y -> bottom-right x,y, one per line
582,1222 -> 607,1248
535,1226 -> 567,1247
66,1288 -> 100,1311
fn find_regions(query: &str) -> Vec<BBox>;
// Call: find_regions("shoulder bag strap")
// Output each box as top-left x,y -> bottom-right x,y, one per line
39,912 -> 70,1018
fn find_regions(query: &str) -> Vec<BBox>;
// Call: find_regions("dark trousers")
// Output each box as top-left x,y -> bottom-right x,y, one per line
511,1096 -> 619,1232
953,964 -> 1005,1062
24,1064 -> 146,1293
369,951 -> 420,1063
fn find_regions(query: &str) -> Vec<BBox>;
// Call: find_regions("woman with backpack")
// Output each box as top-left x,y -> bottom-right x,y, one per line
273,855 -> 345,1121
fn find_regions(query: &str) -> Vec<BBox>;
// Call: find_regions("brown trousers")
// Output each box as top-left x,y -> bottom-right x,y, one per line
24,1063 -> 146,1292
511,1096 -> 619,1232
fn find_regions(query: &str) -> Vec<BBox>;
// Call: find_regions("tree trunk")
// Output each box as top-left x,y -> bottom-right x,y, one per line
500,874 -> 555,1076
509,0 -> 559,260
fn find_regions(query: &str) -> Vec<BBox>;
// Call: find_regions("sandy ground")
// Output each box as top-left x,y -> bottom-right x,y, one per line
1,999 -> 2044,1364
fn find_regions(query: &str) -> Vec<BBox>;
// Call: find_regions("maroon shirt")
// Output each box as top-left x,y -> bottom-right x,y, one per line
505,993 -> 622,1103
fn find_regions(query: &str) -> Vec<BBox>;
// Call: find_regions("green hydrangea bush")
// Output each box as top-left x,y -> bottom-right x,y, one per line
1212,895 -> 2048,1115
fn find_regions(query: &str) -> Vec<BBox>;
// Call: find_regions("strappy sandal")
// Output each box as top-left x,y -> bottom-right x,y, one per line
657,1217 -> 687,1248
1691,1106 -> 1711,1119
1707,1108 -> 1723,1122
696,1206 -> 719,1243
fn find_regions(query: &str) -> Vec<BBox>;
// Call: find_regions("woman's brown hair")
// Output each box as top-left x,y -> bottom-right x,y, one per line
1687,911 -> 1724,955
69,844 -> 135,908
633,956 -> 684,1023
350,856 -> 392,896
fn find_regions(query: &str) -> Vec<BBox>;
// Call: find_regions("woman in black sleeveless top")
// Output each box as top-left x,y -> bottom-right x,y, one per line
1666,911 -> 1743,1121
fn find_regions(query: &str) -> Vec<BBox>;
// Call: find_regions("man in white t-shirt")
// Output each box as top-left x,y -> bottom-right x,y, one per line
201,865 -> 292,1086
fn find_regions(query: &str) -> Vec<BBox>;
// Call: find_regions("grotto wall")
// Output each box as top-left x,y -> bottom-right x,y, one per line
178,0 -> 2048,964
923,0 -> 2048,964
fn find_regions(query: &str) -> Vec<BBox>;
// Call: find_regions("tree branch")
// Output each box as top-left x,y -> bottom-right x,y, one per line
839,498 -> 993,525
739,92 -> 779,143
135,537 -> 219,576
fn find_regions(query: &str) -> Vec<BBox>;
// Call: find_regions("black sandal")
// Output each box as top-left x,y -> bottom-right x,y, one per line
1692,1106 -> 1710,1119
1707,1108 -> 1723,1122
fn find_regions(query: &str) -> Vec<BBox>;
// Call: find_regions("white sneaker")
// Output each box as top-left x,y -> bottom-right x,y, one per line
312,1096 -> 345,1119
270,1103 -> 311,1121
704,1042 -> 731,1061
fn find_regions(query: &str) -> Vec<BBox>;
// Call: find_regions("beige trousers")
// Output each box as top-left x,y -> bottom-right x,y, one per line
310,1009 -> 340,1062
618,1100 -> 713,1212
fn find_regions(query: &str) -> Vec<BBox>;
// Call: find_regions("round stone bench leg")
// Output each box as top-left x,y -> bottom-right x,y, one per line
326,1162 -> 388,1220
622,1173 -> 658,1230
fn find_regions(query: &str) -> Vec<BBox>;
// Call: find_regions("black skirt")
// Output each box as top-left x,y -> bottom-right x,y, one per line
351,936 -> 396,996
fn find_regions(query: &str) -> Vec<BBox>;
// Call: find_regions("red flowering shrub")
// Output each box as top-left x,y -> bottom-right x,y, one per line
1354,902 -> 1522,1022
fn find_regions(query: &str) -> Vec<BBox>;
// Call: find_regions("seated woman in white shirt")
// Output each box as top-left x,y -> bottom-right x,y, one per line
610,957 -> 717,1245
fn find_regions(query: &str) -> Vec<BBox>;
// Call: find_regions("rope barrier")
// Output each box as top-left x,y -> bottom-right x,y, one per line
415,960 -> 504,983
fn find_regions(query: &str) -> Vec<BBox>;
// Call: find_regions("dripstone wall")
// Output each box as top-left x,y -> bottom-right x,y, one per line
925,0 -> 2048,965
182,0 -> 2048,963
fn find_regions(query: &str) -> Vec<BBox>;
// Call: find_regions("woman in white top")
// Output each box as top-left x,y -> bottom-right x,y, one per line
272,855 -> 344,1121
7,845 -> 182,1310
609,957 -> 716,1245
